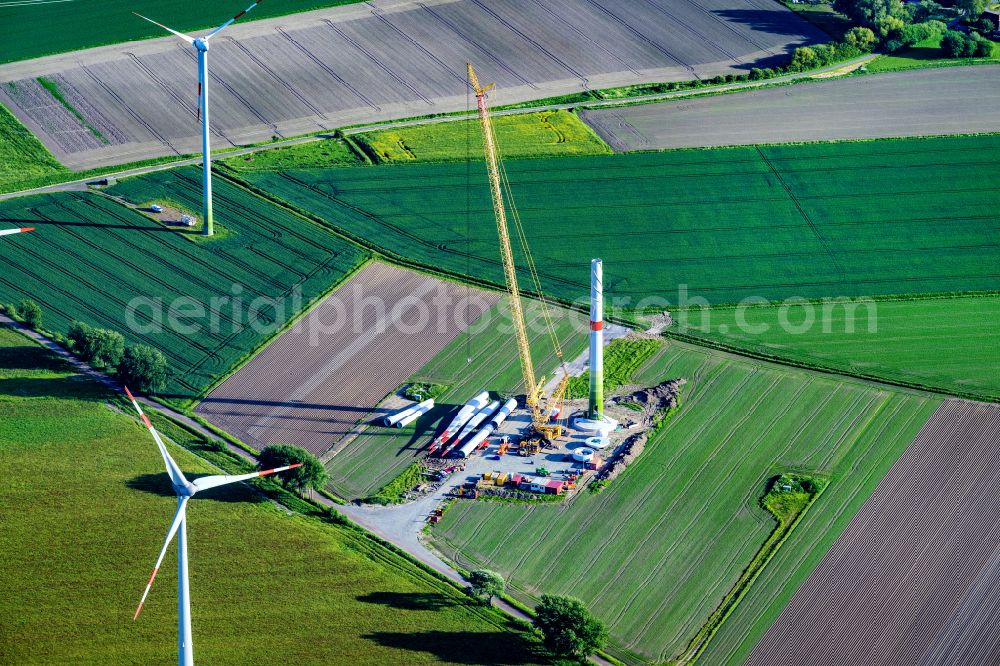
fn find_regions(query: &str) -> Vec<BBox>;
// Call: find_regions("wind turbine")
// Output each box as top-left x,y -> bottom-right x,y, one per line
0,227 -> 34,238
133,2 -> 264,237
125,386 -> 301,666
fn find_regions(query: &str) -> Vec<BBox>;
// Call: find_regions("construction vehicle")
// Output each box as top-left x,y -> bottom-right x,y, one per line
469,63 -> 570,442
536,467 -> 551,477
519,437 -> 543,457
497,436 -> 510,456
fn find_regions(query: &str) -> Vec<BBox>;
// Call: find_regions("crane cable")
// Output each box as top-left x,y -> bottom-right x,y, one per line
482,90 -> 565,365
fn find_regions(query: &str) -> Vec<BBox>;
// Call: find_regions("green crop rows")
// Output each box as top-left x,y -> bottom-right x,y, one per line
429,340 -> 940,663
0,0 -> 361,65
675,294 -> 1000,402
239,134 -> 1000,308
326,299 -> 588,500
567,337 -> 662,399
0,167 -> 367,401
0,327 -> 551,666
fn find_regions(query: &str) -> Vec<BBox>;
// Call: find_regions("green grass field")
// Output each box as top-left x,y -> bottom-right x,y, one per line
0,102 -> 68,193
0,0 -> 361,65
326,299 -> 588,500
0,167 -> 368,401
239,134 -> 1000,309
0,326 -> 553,665
223,137 -> 363,172
867,34 -> 1000,72
673,294 -> 1000,402
355,111 -> 612,163
429,340 -> 940,663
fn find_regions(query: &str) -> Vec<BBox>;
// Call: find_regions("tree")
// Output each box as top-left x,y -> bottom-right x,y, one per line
844,26 -> 878,51
790,46 -> 819,71
910,0 -> 943,23
68,321 -> 124,368
468,570 -> 505,602
88,328 -> 125,369
534,595 -> 608,661
118,344 -> 168,393
257,444 -> 329,494
957,0 -> 987,17
833,0 -> 906,26
16,299 -> 42,329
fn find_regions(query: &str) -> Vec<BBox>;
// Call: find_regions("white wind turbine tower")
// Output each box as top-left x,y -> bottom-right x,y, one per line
125,387 -> 301,666
133,2 -> 264,237
0,226 -> 34,237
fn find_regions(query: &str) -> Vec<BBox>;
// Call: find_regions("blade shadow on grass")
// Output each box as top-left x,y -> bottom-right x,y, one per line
126,472 -> 264,503
356,591 -> 467,611
362,630 -> 550,665
0,218 -> 170,232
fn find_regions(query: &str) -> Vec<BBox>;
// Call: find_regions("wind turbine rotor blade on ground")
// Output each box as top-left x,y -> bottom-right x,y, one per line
124,387 -> 189,489
134,497 -> 189,620
190,463 -> 303,493
205,0 -> 264,39
131,12 -> 195,43
0,227 -> 34,236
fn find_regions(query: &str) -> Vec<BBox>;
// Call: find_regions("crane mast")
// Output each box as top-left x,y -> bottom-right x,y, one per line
468,63 -> 567,440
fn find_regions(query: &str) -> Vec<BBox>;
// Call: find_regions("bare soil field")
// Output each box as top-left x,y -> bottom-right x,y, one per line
581,66 -> 1000,150
0,0 -> 824,170
195,261 -> 498,457
745,398 -> 1000,666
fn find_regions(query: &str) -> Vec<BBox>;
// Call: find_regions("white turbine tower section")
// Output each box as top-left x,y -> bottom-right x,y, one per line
133,1 -> 264,237
0,226 -> 34,237
125,387 -> 301,666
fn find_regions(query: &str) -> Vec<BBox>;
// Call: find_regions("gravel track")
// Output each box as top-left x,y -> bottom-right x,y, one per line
581,65 -> 1000,151
195,261 -> 498,457
746,399 -> 1000,666
0,0 -> 824,170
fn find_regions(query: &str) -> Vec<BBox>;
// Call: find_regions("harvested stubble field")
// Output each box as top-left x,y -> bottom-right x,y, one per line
675,294 -> 1000,403
430,340 -> 940,664
328,298 -> 588,500
580,66 -> 1000,150
0,0 -> 823,169
0,167 -> 367,401
195,261 -> 499,460
745,399 -> 1000,666
0,326 -> 552,666
241,134 -> 1000,308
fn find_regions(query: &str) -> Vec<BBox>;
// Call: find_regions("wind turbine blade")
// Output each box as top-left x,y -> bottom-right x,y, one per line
190,463 -> 303,493
124,387 -> 189,489
0,227 -> 34,236
196,82 -> 202,122
134,497 -> 188,620
132,12 -> 195,44
205,0 -> 263,40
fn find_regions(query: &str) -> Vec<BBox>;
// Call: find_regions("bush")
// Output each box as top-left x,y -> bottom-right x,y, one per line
258,444 -> 329,494
942,30 -> 993,58
844,25 -> 878,51
16,299 -> 42,329
118,344 -> 168,393
534,595 -> 608,661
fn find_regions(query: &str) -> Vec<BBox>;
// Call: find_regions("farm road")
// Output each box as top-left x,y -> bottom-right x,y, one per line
0,0 -> 825,170
746,398 -> 1000,666
581,65 -> 1000,150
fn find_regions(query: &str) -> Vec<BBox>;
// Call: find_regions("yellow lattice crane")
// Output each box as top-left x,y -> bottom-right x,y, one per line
468,63 -> 569,442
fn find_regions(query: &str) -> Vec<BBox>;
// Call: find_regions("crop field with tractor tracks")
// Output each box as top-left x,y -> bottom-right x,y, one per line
430,340 -> 940,664
0,167 -> 367,402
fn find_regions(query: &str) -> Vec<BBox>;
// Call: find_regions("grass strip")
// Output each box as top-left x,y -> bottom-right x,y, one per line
674,474 -> 828,665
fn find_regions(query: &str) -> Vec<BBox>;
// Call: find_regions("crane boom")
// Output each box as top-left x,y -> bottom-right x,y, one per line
469,63 -> 567,440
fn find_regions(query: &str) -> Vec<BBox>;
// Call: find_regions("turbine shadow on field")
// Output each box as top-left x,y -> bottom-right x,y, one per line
362,630 -> 548,665
126,472 -> 263,503
199,396 -> 387,413
0,217 -> 168,233
0,375 -> 103,399
0,345 -> 71,371
357,591 -> 467,611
